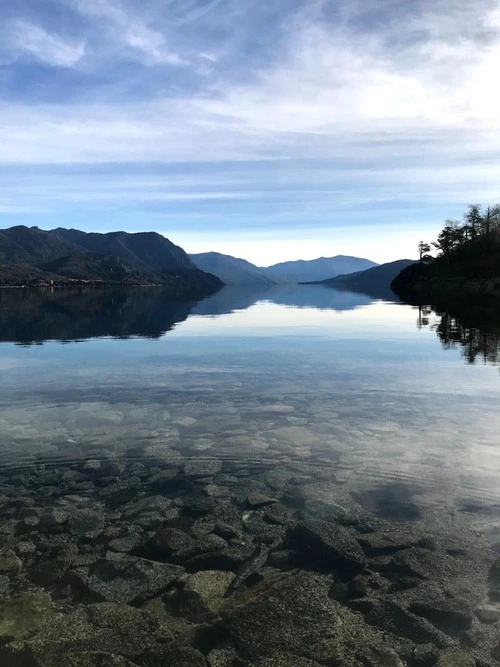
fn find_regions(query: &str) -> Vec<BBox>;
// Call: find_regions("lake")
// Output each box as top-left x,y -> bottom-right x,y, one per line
1,285 -> 500,666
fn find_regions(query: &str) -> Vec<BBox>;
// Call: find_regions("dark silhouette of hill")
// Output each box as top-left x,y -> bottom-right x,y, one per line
0,226 -> 77,263
0,226 -> 222,297
0,288 -> 198,344
307,259 -> 414,300
263,255 -> 377,283
190,252 -> 282,285
54,228 -> 194,272
392,233 -> 500,297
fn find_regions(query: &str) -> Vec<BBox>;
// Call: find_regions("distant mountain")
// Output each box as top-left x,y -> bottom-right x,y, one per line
190,252 -> 282,285
0,226 -> 222,298
263,255 -> 377,283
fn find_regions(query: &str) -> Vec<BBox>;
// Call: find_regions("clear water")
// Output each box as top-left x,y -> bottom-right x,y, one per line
1,286 -> 499,508
1,285 -> 500,665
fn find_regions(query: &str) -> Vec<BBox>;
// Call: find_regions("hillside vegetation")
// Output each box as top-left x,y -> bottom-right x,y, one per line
392,204 -> 500,295
0,226 -> 222,297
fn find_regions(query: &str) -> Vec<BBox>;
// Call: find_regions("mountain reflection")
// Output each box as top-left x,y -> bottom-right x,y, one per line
415,297 -> 500,365
0,285 -> 387,344
0,288 -> 197,345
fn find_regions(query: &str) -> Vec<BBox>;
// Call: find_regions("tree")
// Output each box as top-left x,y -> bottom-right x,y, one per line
464,204 -> 483,239
432,221 -> 463,256
418,241 -> 431,262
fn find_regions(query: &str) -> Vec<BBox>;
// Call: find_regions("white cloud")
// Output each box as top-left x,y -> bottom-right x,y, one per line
75,0 -> 184,64
5,20 -> 85,67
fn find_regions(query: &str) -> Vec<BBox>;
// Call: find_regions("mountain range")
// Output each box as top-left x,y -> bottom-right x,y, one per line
189,252 -> 282,286
263,255 -> 377,283
189,251 -> 378,284
0,226 -> 222,297
0,225 -> 407,296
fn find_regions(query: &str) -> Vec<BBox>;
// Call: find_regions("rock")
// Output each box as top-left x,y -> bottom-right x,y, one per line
177,570 -> 235,621
82,460 -> 101,471
186,542 -> 256,573
39,509 -> 69,529
302,499 -> 352,525
0,591 -> 55,641
68,509 -> 105,537
436,649 -> 476,666
0,575 -> 8,597
206,647 -> 242,666
246,492 -> 278,509
14,541 -> 36,556
411,643 -> 440,666
263,505 -> 293,526
224,570 -> 401,664
2,603 -> 159,665
409,598 -> 473,634
205,485 -> 230,498
64,653 -> 138,666
267,550 -> 295,570
108,535 -> 143,553
475,603 -> 500,623
488,556 -> 500,601
71,554 -> 185,604
123,495 -> 174,518
151,527 -> 195,556
30,544 -> 78,585
364,601 -> 451,647
358,530 -> 429,555
253,654 -> 321,666
184,459 -> 222,478
0,549 -> 22,573
140,644 -> 206,666
287,520 -> 367,573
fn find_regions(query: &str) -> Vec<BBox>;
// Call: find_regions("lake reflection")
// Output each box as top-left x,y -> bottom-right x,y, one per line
1,286 -> 500,664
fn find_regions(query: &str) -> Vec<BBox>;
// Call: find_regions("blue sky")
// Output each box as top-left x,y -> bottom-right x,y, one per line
1,0 -> 500,265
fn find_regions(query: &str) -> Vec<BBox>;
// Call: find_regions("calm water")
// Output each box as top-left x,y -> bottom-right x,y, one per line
1,285 -> 500,665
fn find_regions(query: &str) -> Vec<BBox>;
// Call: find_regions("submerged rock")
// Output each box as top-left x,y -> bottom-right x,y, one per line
0,591 -> 55,642
223,570 -> 403,664
1,603 -> 159,666
287,520 -> 367,574
71,554 -> 185,604
0,549 -> 22,573
176,569 -> 235,621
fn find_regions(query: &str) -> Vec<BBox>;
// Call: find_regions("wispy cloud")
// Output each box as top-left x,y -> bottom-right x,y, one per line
75,0 -> 184,65
4,19 -> 85,67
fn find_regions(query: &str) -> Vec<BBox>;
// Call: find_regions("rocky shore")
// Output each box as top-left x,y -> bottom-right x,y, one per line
1,451 -> 500,667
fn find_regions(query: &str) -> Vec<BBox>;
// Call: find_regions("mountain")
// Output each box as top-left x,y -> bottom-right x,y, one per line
0,226 -> 223,298
321,259 -> 415,290
263,255 -> 378,283
190,252 -> 282,285
0,225 -> 77,264
54,228 -> 195,272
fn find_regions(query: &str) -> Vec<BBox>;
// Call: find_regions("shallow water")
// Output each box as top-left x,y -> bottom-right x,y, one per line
1,285 -> 500,665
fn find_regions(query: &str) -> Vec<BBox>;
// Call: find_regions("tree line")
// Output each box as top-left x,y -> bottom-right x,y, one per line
418,203 -> 500,261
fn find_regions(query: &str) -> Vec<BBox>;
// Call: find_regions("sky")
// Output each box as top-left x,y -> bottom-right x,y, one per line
1,0 -> 500,265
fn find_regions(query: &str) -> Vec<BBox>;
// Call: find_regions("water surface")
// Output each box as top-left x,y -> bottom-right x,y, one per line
1,286 -> 500,665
